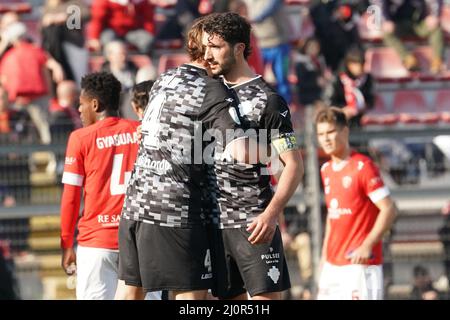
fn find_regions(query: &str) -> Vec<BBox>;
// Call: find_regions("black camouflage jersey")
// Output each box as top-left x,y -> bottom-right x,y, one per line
210,76 -> 299,229
122,64 -> 241,228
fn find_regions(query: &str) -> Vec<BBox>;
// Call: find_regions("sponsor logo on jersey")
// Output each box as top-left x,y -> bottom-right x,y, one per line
342,176 -> 352,189
97,214 -> 120,225
201,272 -> 213,280
358,161 -> 365,170
280,110 -> 288,117
267,266 -> 280,284
136,156 -> 173,174
96,132 -> 138,149
65,156 -> 76,165
328,198 -> 352,219
370,177 -> 382,187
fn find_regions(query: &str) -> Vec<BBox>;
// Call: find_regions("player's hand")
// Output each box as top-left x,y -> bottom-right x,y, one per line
61,247 -> 77,275
346,244 -> 373,264
246,212 -> 277,245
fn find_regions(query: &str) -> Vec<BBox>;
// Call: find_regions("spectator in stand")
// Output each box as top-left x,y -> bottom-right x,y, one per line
101,40 -> 141,119
41,0 -> 90,87
243,0 -> 292,103
382,0 -> 445,74
0,240 -> 20,299
0,86 -> 36,144
0,22 -> 64,144
324,47 -> 374,130
310,1 -> 362,72
294,37 -> 328,107
102,41 -> 138,92
0,85 -> 12,136
410,265 -> 442,300
152,0 -> 201,43
87,0 -> 155,55
0,12 -> 19,59
49,80 -> 82,143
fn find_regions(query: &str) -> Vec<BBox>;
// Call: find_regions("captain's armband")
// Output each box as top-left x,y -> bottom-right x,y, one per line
271,132 -> 299,155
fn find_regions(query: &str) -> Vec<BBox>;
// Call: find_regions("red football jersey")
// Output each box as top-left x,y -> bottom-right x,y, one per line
321,151 -> 390,265
60,117 -> 139,249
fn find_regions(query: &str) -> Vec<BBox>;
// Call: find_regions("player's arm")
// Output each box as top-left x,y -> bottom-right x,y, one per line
349,196 -> 397,264
247,94 -> 304,244
349,160 -> 398,264
60,133 -> 84,275
200,81 -> 268,163
248,150 -> 303,244
60,184 -> 82,275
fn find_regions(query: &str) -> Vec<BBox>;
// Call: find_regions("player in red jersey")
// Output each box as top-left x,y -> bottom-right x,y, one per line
60,72 -> 140,299
315,107 -> 397,300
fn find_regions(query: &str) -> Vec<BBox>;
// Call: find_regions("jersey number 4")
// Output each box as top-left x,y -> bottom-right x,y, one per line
142,93 -> 165,150
110,153 -> 131,195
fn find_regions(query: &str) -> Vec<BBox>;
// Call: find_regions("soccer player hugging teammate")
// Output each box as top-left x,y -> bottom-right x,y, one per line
60,72 -> 140,299
315,107 -> 397,300
116,17 -> 252,300
202,12 -> 304,300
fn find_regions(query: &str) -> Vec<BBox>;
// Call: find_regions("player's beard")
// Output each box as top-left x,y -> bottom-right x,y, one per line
210,52 -> 236,77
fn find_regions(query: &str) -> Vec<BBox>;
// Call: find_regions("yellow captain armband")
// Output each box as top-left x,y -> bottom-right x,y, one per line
271,132 -> 299,155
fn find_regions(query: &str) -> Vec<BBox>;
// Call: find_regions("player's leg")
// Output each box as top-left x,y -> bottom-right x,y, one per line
117,218 -> 144,300
353,265 -> 383,300
138,224 -> 213,298
208,228 -> 247,300
225,227 -> 291,300
76,246 -> 119,300
173,290 -> 209,300
316,262 -> 341,300
115,280 -> 145,300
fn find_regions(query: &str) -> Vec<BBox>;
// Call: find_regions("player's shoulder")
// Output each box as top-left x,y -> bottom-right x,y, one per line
320,161 -> 331,173
117,118 -> 140,129
350,152 -> 376,170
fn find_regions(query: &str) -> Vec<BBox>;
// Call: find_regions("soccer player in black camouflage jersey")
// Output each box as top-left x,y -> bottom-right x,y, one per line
116,18 -> 250,300
202,12 -> 304,300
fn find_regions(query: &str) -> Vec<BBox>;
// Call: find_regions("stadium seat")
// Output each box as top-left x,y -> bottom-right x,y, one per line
0,2 -> 32,14
153,39 -> 184,50
392,90 -> 427,115
22,19 -> 40,44
157,53 -> 190,74
435,89 -> 450,113
365,47 -> 410,80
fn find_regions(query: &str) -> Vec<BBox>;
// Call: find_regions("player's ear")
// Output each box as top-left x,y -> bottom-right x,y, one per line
234,43 -> 245,57
91,98 -> 100,112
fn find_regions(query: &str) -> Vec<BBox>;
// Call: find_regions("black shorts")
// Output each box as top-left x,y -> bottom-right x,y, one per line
118,218 -> 213,292
209,226 -> 291,299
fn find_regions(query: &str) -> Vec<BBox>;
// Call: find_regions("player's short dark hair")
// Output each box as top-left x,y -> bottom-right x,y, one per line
131,80 -> 154,111
186,16 -> 206,61
315,107 -> 348,129
81,72 -> 121,112
202,12 -> 252,59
